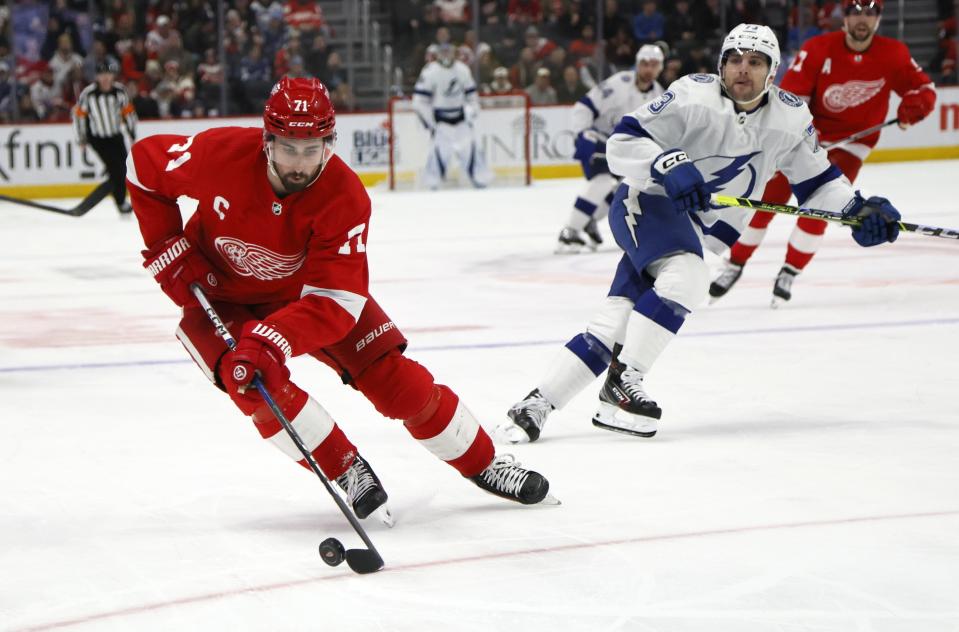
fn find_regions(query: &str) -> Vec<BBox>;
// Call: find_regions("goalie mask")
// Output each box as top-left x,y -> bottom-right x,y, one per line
437,43 -> 455,67
263,77 -> 337,191
718,23 -> 780,105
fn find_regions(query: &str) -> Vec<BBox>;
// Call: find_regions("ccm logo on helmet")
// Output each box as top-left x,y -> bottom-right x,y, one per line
288,121 -> 315,128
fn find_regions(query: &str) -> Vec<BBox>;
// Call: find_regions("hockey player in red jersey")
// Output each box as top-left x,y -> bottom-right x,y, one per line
709,0 -> 936,305
127,78 -> 554,521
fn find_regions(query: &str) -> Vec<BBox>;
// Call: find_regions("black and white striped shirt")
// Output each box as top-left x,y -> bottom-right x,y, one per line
72,84 -> 137,142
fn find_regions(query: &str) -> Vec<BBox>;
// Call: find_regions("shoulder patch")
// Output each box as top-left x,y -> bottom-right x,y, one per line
778,90 -> 803,107
620,73 -> 632,82
648,90 -> 675,114
690,74 -> 715,83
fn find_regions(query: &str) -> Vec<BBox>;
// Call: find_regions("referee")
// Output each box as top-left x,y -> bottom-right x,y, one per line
71,61 -> 137,215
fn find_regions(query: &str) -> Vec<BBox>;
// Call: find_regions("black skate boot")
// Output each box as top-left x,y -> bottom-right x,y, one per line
336,454 -> 390,521
709,259 -> 744,302
771,264 -> 799,308
556,226 -> 588,253
470,454 -> 553,505
498,389 -> 553,443
592,355 -> 660,437
583,218 -> 603,250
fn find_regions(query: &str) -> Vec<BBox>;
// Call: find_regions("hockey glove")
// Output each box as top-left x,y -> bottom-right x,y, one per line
142,234 -> 219,307
573,130 -> 610,179
896,88 -> 935,126
223,321 -> 293,408
464,103 -> 479,127
842,191 -> 901,247
651,149 -> 710,214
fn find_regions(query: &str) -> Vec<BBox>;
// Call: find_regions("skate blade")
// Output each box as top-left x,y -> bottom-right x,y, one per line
494,421 -> 532,445
370,503 -> 395,528
537,493 -> 562,506
591,416 -> 657,438
554,242 -> 585,255
770,295 -> 789,309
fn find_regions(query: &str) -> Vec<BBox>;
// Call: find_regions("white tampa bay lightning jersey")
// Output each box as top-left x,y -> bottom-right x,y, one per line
412,60 -> 479,126
607,73 -> 855,250
571,70 -> 664,136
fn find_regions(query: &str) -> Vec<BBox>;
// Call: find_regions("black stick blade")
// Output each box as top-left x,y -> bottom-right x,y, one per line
345,549 -> 384,574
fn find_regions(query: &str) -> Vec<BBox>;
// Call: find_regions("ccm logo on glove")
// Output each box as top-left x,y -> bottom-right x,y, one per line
654,151 -> 689,171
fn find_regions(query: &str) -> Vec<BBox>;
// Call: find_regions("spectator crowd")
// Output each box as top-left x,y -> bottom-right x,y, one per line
2,0 -> 355,123
394,0 -> 957,106
1,0 -> 955,124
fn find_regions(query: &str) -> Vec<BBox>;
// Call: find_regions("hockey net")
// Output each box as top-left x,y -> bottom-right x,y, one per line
387,93 -> 531,190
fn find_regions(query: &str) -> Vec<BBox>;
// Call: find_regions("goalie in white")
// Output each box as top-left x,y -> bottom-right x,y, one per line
412,43 -> 492,189
557,44 -> 665,253
500,24 -> 902,443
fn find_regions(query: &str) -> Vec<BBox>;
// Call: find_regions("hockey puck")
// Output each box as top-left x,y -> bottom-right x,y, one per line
319,537 -> 346,567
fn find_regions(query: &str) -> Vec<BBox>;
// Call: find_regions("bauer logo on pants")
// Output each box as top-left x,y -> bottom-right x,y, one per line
356,321 -> 396,352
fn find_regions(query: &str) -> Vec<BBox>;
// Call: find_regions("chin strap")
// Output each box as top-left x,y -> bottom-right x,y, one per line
720,75 -> 774,107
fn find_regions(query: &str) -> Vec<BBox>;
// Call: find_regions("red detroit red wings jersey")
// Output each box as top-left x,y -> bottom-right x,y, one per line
782,31 -> 933,149
127,126 -> 372,355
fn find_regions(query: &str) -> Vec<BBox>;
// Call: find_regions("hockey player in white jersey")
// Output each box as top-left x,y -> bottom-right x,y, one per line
557,44 -> 665,253
500,24 -> 902,443
412,43 -> 492,189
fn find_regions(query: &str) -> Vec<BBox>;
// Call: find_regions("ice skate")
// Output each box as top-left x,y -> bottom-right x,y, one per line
592,358 -> 660,437
470,454 -> 559,505
555,227 -> 588,254
497,389 -> 553,444
336,454 -> 394,527
583,218 -> 603,250
709,259 -> 744,303
770,264 -> 799,308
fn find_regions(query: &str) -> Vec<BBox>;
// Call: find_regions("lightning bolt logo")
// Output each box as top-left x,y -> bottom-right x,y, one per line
703,151 -> 761,192
698,151 -> 762,207
624,188 -> 642,247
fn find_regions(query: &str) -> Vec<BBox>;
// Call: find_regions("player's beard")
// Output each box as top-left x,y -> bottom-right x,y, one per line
847,21 -> 874,42
279,164 -> 323,193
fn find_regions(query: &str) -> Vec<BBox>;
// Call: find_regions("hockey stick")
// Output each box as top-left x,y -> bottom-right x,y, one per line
190,284 -> 385,575
821,118 -> 898,150
712,194 -> 959,241
0,180 -> 112,217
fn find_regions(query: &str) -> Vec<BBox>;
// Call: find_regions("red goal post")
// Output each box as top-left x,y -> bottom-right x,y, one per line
387,92 -> 532,190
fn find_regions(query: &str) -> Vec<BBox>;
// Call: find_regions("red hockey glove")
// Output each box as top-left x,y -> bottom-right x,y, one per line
896,88 -> 935,126
142,234 -> 219,307
223,321 -> 293,408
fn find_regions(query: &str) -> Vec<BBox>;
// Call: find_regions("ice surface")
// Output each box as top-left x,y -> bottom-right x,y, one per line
2,161 -> 958,631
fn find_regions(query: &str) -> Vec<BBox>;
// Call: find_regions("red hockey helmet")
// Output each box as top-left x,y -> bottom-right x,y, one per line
843,0 -> 882,14
263,77 -> 335,139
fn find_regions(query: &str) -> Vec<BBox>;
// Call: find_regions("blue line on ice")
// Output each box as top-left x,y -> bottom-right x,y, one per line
2,317 -> 956,375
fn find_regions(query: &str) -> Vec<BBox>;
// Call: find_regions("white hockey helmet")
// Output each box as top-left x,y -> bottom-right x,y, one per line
635,44 -> 664,66
718,24 -> 780,100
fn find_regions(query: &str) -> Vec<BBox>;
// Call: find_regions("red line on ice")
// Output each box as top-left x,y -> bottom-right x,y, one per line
16,508 -> 959,631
